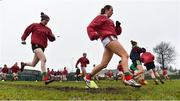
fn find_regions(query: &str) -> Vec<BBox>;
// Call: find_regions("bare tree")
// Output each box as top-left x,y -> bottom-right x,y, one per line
153,41 -> 176,68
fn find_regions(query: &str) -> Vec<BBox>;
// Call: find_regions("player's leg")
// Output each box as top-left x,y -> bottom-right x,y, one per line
106,40 -> 141,87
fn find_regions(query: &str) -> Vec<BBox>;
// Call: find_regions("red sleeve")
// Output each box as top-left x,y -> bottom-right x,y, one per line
10,66 -> 13,70
87,15 -> 107,41
115,26 -> 122,35
21,23 -> 34,41
87,59 -> 90,64
16,66 -> 20,71
2,68 -> 8,73
75,58 -> 81,67
47,28 -> 56,42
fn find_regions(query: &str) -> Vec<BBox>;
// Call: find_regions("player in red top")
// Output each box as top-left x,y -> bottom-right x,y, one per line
85,5 -> 141,88
106,70 -> 113,80
20,12 -> 56,84
11,62 -> 20,81
162,67 -> 170,80
50,69 -> 55,79
47,68 -> 51,79
1,64 -> 9,81
75,53 -> 90,77
62,67 -> 68,81
141,48 -> 164,85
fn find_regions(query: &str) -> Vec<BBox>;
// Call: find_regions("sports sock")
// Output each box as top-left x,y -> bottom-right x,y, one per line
41,72 -> 48,81
124,72 -> 132,81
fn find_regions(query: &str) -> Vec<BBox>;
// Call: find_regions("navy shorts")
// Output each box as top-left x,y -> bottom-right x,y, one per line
32,44 -> 45,52
145,62 -> 155,71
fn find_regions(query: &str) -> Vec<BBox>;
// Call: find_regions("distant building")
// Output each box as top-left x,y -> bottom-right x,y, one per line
0,68 -> 41,81
19,69 -> 41,81
97,69 -> 118,77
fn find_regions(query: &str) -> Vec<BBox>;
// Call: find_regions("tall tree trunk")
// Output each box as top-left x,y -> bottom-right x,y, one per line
162,54 -> 165,68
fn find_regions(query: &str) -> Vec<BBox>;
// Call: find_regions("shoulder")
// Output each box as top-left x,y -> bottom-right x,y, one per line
141,53 -> 145,56
94,15 -> 108,20
27,23 -> 39,28
132,47 -> 139,51
79,57 -> 83,60
45,26 -> 51,31
146,52 -> 153,55
97,14 -> 107,18
31,23 -> 39,26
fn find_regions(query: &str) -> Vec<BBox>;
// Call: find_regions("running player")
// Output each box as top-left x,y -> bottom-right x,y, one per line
85,5 -> 141,88
20,12 -> 56,84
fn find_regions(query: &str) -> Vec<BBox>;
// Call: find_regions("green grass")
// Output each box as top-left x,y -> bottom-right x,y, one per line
0,80 -> 179,100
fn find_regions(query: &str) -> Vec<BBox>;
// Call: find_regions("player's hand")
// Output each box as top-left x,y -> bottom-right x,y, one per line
21,40 -> 26,45
116,21 -> 121,27
92,34 -> 100,40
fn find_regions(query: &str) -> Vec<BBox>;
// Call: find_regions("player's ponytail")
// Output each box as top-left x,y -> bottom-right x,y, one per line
100,5 -> 112,14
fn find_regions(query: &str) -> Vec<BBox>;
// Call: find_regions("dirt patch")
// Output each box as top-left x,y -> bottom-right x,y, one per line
0,82 -> 131,94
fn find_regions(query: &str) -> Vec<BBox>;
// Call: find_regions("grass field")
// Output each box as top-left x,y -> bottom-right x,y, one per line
0,80 -> 179,100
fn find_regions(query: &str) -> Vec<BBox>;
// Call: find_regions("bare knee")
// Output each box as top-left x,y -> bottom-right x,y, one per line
31,62 -> 37,67
40,58 -> 47,63
149,70 -> 153,74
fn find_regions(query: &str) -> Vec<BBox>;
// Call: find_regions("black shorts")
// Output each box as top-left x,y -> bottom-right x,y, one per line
145,62 -> 155,71
132,60 -> 142,67
32,44 -> 45,52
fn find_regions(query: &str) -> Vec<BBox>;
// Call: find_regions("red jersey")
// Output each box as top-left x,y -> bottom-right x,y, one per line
21,23 -> 55,48
62,69 -> 68,75
87,15 -> 122,41
57,70 -> 60,75
59,71 -> 63,75
50,70 -> 55,75
162,68 -> 167,75
47,69 -> 51,76
141,52 -> 155,65
76,57 -> 89,67
107,71 -> 113,78
2,67 -> 8,73
11,65 -> 20,73
117,64 -> 124,72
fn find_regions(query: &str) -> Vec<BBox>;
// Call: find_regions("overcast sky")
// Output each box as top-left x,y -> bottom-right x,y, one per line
0,0 -> 179,72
